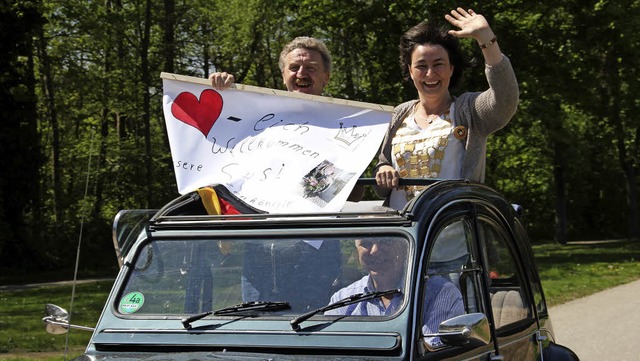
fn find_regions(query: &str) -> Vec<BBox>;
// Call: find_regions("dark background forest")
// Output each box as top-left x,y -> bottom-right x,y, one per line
1,0 -> 638,280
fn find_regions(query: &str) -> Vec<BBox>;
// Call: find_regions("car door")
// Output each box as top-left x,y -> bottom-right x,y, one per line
415,203 -> 496,360
474,205 -> 542,360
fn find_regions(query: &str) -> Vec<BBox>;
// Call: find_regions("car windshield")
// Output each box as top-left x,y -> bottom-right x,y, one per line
116,236 -> 410,317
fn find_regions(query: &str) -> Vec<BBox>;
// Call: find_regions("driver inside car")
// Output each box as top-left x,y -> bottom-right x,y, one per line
325,238 -> 465,344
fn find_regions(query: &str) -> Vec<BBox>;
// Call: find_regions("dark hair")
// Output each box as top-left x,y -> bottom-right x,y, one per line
399,21 -> 465,89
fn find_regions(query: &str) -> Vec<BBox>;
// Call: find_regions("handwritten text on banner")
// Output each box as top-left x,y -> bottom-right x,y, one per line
161,73 -> 392,213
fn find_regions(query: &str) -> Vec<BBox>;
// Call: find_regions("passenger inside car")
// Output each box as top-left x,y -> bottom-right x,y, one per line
428,220 -> 470,288
427,218 -> 478,314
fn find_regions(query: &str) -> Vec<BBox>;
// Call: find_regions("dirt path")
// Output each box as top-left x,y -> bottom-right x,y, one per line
0,278 -> 113,291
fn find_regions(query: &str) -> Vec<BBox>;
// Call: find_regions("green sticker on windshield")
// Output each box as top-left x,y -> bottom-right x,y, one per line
119,291 -> 145,314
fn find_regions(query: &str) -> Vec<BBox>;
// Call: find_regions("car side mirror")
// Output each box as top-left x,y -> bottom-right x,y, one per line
42,304 -> 70,334
42,303 -> 95,334
424,313 -> 491,349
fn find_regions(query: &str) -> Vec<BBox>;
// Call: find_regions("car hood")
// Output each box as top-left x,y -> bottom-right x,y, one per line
72,351 -> 397,361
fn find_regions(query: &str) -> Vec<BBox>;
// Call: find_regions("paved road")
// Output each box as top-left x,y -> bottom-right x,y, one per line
549,278 -> 640,361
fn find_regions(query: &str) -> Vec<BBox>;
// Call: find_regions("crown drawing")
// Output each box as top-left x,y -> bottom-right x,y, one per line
334,122 -> 369,146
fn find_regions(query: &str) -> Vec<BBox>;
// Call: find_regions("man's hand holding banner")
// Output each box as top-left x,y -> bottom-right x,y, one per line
161,72 -> 392,213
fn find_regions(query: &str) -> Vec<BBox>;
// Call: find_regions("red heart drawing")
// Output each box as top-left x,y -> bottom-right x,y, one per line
171,89 -> 223,137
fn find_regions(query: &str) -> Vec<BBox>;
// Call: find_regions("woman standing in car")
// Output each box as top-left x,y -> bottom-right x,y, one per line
374,8 -> 519,210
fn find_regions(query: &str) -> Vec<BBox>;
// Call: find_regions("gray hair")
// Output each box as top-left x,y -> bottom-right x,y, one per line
278,37 -> 332,73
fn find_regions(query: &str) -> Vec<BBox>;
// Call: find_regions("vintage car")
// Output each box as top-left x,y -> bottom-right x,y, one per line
43,179 -> 579,360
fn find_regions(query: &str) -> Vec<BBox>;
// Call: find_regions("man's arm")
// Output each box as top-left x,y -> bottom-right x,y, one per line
422,277 -> 465,342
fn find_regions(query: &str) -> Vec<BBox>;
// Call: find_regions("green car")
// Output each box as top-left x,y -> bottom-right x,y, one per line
44,180 -> 579,360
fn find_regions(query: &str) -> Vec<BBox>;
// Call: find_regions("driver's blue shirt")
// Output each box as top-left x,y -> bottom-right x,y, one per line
325,275 -> 464,339
324,275 -> 403,316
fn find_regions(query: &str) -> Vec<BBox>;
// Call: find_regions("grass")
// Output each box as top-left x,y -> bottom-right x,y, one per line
1,239 -> 639,360
0,355 -> 71,361
533,239 -> 640,306
0,281 -> 113,360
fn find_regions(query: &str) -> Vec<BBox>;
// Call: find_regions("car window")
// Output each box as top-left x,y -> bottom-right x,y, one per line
112,209 -> 156,267
426,217 -> 479,311
422,217 -> 476,348
116,236 -> 409,317
478,218 -> 531,330
325,237 -> 409,317
514,221 -> 547,316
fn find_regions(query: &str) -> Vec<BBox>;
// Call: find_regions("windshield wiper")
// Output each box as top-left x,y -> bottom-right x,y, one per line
289,289 -> 401,331
182,301 -> 290,329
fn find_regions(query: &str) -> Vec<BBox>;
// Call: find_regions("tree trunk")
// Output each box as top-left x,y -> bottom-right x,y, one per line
160,0 -> 175,160
632,127 -> 640,241
614,120 -> 640,240
547,99 -> 568,245
37,19 -> 61,222
163,0 -> 175,74
202,23 -> 210,78
141,0 -> 153,207
0,1 -> 43,268
553,152 -> 568,244
622,161 -> 639,240
93,0 -> 113,218
604,49 -> 639,241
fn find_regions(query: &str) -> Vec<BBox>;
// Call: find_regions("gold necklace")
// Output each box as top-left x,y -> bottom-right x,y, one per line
413,100 -> 451,124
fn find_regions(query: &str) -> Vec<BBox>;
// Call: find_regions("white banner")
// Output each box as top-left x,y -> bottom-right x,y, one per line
161,72 -> 392,213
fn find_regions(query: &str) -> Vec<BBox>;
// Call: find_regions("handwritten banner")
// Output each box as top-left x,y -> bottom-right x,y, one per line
161,72 -> 392,213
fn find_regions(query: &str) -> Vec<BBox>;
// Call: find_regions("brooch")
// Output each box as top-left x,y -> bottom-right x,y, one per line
453,125 -> 467,140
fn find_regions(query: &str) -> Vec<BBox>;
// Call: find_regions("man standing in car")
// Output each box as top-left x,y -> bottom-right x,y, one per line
209,36 -> 331,96
208,37 -> 341,311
